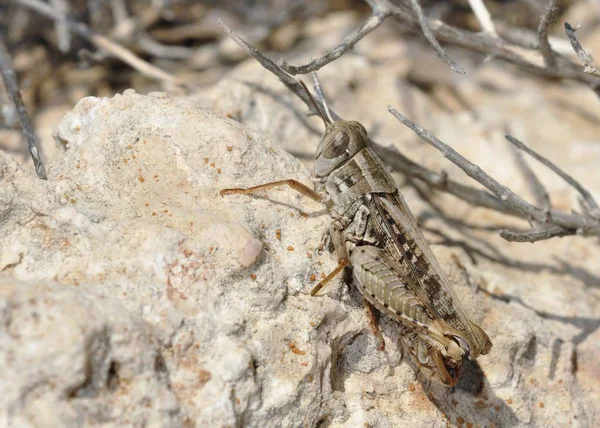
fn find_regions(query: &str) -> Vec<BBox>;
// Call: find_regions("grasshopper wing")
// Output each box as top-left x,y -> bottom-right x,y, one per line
369,192 -> 492,358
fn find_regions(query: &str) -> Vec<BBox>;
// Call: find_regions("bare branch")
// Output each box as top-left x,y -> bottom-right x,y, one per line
221,23 -> 524,217
537,0 -> 559,70
49,0 -> 71,52
509,139 -> 551,210
221,21 -> 600,242
0,34 -> 47,179
245,0 -> 600,91
564,22 -> 600,78
505,135 -> 600,214
467,0 -> 497,35
500,226 -> 575,243
377,0 -> 599,87
310,72 -> 334,124
373,144 -> 517,215
219,20 -> 322,118
388,106 -> 600,235
407,0 -> 466,74
13,0 -> 185,87
279,6 -> 390,75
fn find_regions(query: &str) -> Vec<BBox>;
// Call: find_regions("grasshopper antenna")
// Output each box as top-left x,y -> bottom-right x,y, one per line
311,72 -> 334,124
299,79 -> 332,126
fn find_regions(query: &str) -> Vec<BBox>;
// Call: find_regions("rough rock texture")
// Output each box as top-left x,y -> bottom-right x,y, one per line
201,43 -> 600,426
2,42 -> 600,426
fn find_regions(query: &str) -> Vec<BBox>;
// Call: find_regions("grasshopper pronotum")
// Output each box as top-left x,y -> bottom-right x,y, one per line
220,78 -> 491,386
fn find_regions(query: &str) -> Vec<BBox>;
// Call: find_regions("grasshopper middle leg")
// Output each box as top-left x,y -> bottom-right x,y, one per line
310,221 -> 348,296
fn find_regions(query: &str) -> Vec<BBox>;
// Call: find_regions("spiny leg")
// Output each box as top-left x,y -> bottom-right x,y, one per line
220,179 -> 323,202
310,258 -> 348,296
364,298 -> 386,351
310,221 -> 348,296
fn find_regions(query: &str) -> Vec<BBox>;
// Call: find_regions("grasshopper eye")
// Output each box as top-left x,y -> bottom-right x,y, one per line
322,130 -> 349,158
350,121 -> 367,138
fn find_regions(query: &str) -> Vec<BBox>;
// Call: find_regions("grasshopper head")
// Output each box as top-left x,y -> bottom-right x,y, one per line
314,120 -> 368,177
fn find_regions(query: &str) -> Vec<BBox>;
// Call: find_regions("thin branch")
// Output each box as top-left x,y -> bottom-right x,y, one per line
221,22 -> 600,241
221,23 -> 521,217
376,0 -> 599,86
239,0 -> 600,91
500,226 -> 575,243
388,107 -> 600,235
373,144 -> 517,215
138,33 -> 194,60
509,139 -> 551,210
467,0 -> 497,35
13,0 -> 185,87
311,72 -> 334,124
49,0 -> 71,53
564,22 -> 600,77
0,34 -> 47,179
219,20 -> 321,118
505,135 -> 600,214
279,6 -> 390,75
537,0 -> 559,70
407,0 -> 466,74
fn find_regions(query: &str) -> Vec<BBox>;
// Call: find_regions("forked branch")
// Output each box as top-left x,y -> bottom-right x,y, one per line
388,107 -> 600,241
279,5 -> 391,75
219,21 -> 517,218
275,0 -> 600,95
221,23 -> 600,243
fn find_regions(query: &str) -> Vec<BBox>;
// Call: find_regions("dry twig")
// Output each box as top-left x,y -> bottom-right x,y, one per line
509,139 -> 551,211
537,0 -> 559,70
499,226 -> 574,243
221,22 -> 600,242
49,0 -> 71,52
467,0 -> 497,35
279,5 -> 391,75
388,107 -> 600,241
277,0 -> 600,93
0,34 -> 47,179
564,22 -> 600,77
406,0 -> 465,74
505,135 -> 600,216
220,21 -> 518,218
219,21 -> 321,117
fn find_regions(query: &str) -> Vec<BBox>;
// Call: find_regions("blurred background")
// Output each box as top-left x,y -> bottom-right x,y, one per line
2,0 -> 599,168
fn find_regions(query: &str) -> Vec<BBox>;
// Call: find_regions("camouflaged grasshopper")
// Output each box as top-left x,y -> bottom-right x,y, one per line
220,80 -> 492,386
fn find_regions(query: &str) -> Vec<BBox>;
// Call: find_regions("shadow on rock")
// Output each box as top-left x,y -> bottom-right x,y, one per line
422,360 -> 519,427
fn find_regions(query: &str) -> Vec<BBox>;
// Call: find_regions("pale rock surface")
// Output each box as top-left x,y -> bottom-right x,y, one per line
198,27 -> 600,426
1,73 -> 599,428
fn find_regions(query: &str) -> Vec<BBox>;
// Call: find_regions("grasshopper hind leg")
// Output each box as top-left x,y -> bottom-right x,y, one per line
364,298 -> 386,351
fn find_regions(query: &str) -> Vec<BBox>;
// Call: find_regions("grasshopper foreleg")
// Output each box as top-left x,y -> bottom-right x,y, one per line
220,179 -> 325,203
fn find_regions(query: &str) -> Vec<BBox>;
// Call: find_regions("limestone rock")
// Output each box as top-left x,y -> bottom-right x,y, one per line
1,86 -> 599,427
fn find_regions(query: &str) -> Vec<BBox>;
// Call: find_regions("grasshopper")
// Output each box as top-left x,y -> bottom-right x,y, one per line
220,80 -> 492,387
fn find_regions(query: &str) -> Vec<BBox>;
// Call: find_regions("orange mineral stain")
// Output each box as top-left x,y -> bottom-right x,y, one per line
288,342 -> 306,355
